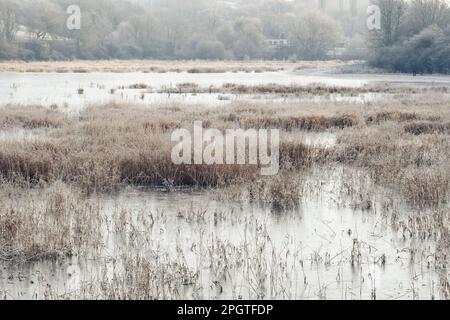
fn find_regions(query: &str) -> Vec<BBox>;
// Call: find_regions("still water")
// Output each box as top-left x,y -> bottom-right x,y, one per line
0,167 -> 444,300
2,70 -> 448,112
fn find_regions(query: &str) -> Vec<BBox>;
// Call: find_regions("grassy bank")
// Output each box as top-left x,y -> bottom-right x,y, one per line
0,60 -> 356,74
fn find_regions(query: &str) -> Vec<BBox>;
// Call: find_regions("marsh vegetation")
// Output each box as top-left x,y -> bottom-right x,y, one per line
0,70 -> 448,299
1,0 -> 450,301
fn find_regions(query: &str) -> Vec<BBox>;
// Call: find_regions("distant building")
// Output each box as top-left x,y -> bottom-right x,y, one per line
15,25 -> 70,42
326,47 -> 347,58
266,38 -> 291,49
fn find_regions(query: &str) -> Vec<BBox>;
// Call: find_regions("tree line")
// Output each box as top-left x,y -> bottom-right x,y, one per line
1,0 -> 450,74
369,0 -> 450,73
0,0 -> 362,61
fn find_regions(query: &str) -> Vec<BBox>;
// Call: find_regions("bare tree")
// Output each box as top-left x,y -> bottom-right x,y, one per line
409,0 -> 449,33
20,0 -> 65,40
289,10 -> 342,60
0,0 -> 19,41
233,17 -> 266,59
373,0 -> 406,46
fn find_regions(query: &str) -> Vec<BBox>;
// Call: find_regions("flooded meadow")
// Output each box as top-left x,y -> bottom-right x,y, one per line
0,62 -> 449,300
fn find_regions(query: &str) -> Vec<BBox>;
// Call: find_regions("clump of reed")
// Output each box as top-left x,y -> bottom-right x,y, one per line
0,105 -> 68,129
280,141 -> 318,167
177,82 -> 199,91
365,111 -> 422,124
249,175 -> 302,211
0,182 -> 101,262
333,122 -> 449,206
239,114 -> 360,131
220,83 -> 446,95
404,121 -> 450,135
127,83 -> 151,89
0,103 -> 327,192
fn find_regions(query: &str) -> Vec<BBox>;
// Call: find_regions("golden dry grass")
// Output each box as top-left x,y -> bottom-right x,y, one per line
0,92 -> 449,299
0,182 -> 101,261
219,83 -> 448,95
0,105 -> 69,129
0,93 -> 448,207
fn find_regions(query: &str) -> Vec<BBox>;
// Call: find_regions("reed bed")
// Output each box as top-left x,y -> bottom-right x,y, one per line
0,95 -> 448,205
0,105 -> 69,129
219,83 -> 448,95
0,182 -> 101,262
0,93 -> 448,299
129,82 -> 449,97
1,70 -> 450,300
29,186 -> 448,300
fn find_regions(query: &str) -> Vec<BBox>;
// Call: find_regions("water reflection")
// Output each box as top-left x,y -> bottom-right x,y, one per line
0,168 -> 442,300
